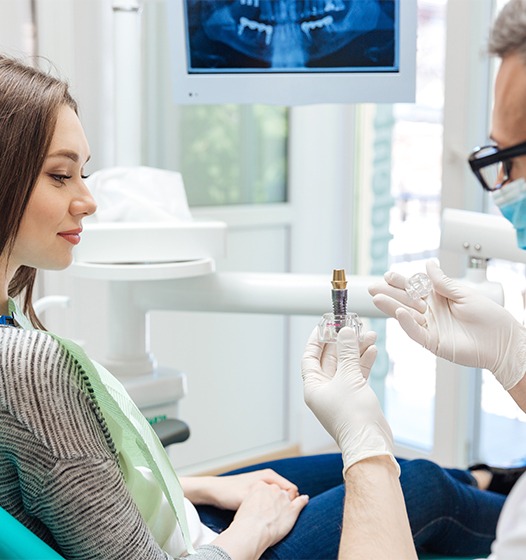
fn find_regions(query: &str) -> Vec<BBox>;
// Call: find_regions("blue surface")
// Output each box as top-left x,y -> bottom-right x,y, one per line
0,507 -> 64,559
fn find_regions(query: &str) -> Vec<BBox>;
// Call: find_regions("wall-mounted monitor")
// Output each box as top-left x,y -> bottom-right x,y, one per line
168,0 -> 417,105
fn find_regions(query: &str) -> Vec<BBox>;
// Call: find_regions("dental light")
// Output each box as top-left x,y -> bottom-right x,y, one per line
441,208 -> 526,305
441,208 -> 526,265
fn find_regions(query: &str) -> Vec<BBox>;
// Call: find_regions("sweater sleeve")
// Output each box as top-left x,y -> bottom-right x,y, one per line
33,456 -> 230,560
0,328 -> 232,560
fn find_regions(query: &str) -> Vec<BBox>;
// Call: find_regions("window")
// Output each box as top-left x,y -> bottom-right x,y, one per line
379,0 -> 447,450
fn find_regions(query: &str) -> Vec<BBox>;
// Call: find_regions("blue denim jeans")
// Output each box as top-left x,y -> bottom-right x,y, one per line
196,454 -> 505,560
399,458 -> 504,557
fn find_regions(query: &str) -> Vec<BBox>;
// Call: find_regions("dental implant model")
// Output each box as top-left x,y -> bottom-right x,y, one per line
318,268 -> 363,343
331,268 -> 348,320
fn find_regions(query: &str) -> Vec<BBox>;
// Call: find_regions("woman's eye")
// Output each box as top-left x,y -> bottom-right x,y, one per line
50,174 -> 72,184
81,174 -> 90,180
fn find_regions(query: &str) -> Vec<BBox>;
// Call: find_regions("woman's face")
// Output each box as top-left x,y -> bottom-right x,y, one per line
10,105 -> 97,272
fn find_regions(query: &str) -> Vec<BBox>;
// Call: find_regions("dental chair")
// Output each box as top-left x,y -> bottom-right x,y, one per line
0,506 -> 65,560
0,507 -> 482,560
0,508 -> 482,560
0,506 -> 478,560
0,418 -> 189,559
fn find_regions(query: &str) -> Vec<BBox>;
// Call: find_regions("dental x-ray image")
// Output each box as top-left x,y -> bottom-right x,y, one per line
185,0 -> 398,73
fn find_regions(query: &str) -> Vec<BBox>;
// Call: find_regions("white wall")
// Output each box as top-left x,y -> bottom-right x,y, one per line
0,0 -> 33,57
35,0 -> 114,172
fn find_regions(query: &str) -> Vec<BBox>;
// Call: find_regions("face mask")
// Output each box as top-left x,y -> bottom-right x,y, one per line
492,177 -> 526,249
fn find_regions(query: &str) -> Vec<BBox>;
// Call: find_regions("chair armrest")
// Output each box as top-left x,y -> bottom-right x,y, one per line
151,418 -> 190,447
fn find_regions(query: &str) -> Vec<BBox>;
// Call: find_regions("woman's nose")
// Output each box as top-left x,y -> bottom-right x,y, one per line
71,182 -> 98,216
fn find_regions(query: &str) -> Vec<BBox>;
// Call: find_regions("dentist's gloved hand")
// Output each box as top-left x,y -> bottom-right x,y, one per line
302,327 -> 399,475
368,259 -> 526,391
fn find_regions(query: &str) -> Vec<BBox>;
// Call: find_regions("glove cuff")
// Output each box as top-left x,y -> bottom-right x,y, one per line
343,451 -> 401,478
493,324 -> 526,391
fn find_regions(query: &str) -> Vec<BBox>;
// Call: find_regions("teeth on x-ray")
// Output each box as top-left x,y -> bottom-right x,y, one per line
238,13 -> 336,44
325,1 -> 346,12
301,15 -> 334,38
240,0 -> 260,7
189,0 -> 394,70
238,1 -> 345,23
238,16 -> 273,45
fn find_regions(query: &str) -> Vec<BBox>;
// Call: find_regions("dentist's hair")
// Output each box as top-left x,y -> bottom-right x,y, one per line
0,55 -> 77,328
489,0 -> 526,62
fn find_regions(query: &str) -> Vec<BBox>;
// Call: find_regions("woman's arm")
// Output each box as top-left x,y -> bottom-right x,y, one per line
180,470 -> 300,509
180,472 -> 309,560
2,329 -> 217,560
5,329 -> 307,560
35,447 -> 307,560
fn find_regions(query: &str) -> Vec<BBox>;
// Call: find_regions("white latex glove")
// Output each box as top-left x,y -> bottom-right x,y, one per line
302,326 -> 399,475
369,259 -> 526,391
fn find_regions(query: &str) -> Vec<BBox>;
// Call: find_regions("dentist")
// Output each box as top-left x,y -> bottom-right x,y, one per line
302,0 -> 526,558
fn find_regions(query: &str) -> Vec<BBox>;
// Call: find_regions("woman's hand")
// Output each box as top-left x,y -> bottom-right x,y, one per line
212,480 -> 309,560
232,480 -> 308,546
181,469 -> 300,510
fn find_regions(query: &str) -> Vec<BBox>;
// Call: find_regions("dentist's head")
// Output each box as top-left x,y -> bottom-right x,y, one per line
468,0 -> 526,248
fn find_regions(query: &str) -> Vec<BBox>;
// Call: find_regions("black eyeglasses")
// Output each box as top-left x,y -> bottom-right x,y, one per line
468,140 -> 526,191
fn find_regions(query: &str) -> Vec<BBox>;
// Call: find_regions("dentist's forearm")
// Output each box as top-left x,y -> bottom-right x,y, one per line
339,456 -> 417,560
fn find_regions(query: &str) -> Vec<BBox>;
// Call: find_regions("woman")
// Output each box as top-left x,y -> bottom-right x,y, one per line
0,54 -> 513,560
0,53 -> 363,560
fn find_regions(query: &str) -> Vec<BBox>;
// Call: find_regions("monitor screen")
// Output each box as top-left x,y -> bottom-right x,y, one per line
168,0 -> 416,105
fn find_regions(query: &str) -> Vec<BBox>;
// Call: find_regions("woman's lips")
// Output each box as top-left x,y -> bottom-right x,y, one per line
58,230 -> 81,245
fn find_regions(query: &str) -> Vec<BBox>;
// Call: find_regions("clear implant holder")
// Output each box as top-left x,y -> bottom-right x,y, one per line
405,272 -> 432,299
318,312 -> 363,343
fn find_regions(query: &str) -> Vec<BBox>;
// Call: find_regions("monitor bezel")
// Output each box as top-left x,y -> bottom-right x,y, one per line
168,0 -> 417,105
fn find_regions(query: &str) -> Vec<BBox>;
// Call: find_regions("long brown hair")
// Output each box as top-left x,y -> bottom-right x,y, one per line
0,55 -> 78,329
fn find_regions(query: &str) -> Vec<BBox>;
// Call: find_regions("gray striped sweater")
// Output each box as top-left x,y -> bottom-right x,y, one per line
0,326 -> 230,560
